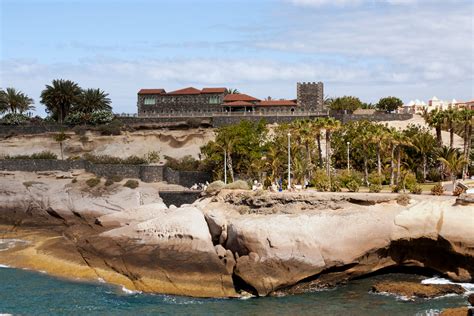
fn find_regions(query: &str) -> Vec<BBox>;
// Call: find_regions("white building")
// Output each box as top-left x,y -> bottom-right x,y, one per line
400,96 -> 467,114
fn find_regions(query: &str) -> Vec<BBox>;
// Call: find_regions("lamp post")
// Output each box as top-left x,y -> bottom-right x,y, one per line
287,133 -> 291,190
346,141 -> 350,172
224,148 -> 227,185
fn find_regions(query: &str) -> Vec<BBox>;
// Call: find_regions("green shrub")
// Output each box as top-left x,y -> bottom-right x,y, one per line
391,184 -> 400,193
86,177 -> 101,187
396,193 -> 411,206
90,110 -> 114,125
83,153 -> 147,165
145,151 -> 160,164
410,184 -> 422,194
427,169 -> 441,182
225,180 -> 250,190
4,151 -> 57,160
104,179 -> 114,186
431,183 -> 444,195
330,179 -> 342,192
98,119 -> 123,135
123,179 -> 139,189
1,113 -> 30,125
337,170 -> 362,192
311,169 -> 330,192
65,110 -> 114,126
71,178 -> 77,183
368,172 -> 384,186
110,175 -> 123,182
369,183 -> 382,193
165,155 -> 201,171
346,180 -> 360,192
404,172 -> 418,191
205,180 -> 226,193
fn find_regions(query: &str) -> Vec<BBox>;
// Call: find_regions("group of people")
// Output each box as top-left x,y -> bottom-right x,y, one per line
190,182 -> 209,191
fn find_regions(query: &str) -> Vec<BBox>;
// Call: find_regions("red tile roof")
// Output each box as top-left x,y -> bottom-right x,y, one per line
258,100 -> 296,106
167,87 -> 201,95
224,101 -> 255,106
201,87 -> 226,94
223,93 -> 260,102
138,89 -> 165,95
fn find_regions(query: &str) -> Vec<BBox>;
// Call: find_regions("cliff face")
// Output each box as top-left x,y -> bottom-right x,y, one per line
0,173 -> 473,298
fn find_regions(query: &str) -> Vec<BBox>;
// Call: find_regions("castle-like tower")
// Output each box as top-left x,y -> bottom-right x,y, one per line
296,82 -> 324,112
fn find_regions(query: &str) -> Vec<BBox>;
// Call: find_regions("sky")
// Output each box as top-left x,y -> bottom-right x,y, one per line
1,0 -> 473,116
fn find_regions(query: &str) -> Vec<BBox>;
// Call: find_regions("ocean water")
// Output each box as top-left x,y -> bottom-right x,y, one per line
0,266 -> 470,316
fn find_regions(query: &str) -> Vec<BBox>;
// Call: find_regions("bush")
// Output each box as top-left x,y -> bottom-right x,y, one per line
205,180 -> 226,193
98,119 -> 123,135
145,151 -> 160,164
71,178 -> 77,183
431,183 -> 444,195
104,179 -> 114,186
1,113 -> 30,125
368,172 -> 384,186
86,177 -> 101,188
165,155 -> 200,171
90,110 -> 114,125
83,153 -> 147,165
225,180 -> 250,190
337,170 -> 362,192
65,110 -> 114,126
391,184 -> 401,193
311,169 -> 330,192
110,175 -> 123,182
330,179 -> 342,192
4,151 -> 57,160
123,179 -> 139,189
369,183 -> 382,193
396,193 -> 411,206
410,184 -> 422,195
427,169 -> 441,182
346,180 -> 360,192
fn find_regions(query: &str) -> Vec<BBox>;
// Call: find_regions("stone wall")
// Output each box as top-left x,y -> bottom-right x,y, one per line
332,112 -> 413,123
0,124 -> 66,136
0,159 -> 211,187
296,82 -> 325,111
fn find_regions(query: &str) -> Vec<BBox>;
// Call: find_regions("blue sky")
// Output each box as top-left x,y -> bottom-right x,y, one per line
1,0 -> 473,115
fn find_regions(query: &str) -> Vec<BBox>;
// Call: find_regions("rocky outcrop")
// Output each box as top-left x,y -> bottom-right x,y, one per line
371,281 -> 465,299
1,175 -> 473,299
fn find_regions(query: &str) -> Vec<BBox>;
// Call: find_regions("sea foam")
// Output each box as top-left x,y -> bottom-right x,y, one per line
422,276 -> 474,294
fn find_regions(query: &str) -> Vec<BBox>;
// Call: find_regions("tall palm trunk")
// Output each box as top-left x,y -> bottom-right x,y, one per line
227,152 -> 234,182
376,144 -> 382,176
390,146 -> 396,186
422,154 -> 427,181
436,126 -> 442,147
449,121 -> 454,149
396,147 -> 401,184
316,134 -> 323,168
59,142 -> 64,160
463,124 -> 472,180
325,131 -> 331,177
363,156 -> 369,186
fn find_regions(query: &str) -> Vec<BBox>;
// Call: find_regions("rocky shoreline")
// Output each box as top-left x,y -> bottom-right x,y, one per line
0,171 -> 473,299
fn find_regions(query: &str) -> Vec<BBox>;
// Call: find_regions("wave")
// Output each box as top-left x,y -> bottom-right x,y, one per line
0,264 -> 10,269
121,286 -> 142,295
422,276 -> 474,294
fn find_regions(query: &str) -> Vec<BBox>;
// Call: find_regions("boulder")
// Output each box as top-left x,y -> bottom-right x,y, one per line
371,281 -> 465,299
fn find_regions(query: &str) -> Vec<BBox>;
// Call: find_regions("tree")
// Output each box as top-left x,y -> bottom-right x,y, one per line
376,96 -> 403,112
437,148 -> 468,189
224,88 -> 239,94
423,108 -> 444,147
412,131 -> 436,181
321,117 -> 341,179
53,132 -> 70,160
457,109 -> 473,179
369,125 -> 390,177
329,96 -> 362,112
40,79 -> 82,123
74,88 -> 112,114
0,87 -> 35,114
443,108 -> 458,149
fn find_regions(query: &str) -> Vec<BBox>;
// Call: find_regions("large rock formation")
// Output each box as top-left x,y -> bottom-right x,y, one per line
0,173 -> 473,298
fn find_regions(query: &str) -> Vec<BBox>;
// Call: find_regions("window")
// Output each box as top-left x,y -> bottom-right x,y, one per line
143,97 -> 155,105
209,95 -> 220,104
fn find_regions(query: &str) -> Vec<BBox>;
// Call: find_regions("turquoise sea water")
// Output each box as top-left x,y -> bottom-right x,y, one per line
0,266 -> 470,316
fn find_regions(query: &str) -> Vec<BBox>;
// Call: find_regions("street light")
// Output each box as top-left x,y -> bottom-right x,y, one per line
288,133 -> 291,190
346,141 -> 351,172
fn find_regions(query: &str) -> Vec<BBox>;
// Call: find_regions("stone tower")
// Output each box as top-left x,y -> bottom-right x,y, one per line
296,82 -> 324,112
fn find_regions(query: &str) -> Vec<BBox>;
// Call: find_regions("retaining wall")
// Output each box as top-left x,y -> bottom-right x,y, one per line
0,159 -> 210,187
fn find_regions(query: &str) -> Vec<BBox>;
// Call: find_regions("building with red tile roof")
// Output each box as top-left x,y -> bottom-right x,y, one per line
223,93 -> 260,102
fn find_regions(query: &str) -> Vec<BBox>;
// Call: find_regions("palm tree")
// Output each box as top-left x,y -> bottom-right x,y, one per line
53,131 -> 70,160
412,132 -> 436,181
322,117 -> 341,178
443,108 -> 458,149
0,88 -> 35,114
224,88 -> 239,94
437,148 -> 468,189
457,109 -> 473,179
369,125 -> 389,177
74,88 -> 112,113
313,118 -> 325,168
40,79 -> 82,123
423,108 -> 444,146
